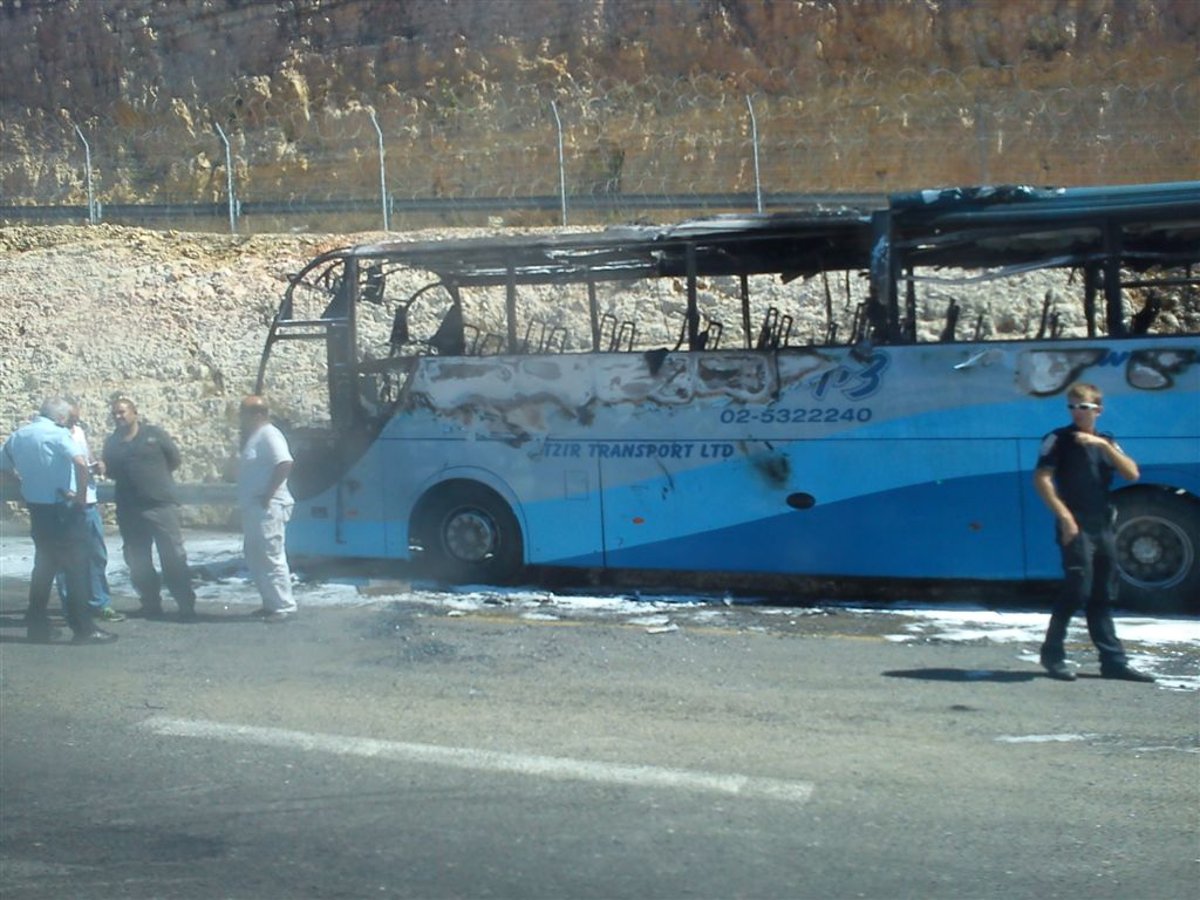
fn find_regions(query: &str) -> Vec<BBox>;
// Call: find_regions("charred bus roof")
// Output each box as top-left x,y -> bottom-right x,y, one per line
888,181 -> 1200,272
305,179 -> 1199,285
334,207 -> 873,287
261,180 -> 1199,423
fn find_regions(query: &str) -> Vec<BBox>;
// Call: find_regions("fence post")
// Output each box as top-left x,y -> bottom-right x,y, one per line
73,124 -> 97,224
551,101 -> 567,226
369,109 -> 390,232
975,95 -> 990,185
746,95 -> 763,213
214,122 -> 237,234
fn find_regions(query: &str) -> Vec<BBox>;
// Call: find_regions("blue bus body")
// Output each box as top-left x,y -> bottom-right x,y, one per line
259,182 -> 1200,608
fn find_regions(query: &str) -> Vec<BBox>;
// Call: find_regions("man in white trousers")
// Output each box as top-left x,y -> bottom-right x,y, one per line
237,395 -> 297,622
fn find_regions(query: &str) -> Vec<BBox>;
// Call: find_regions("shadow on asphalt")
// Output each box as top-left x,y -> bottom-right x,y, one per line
883,668 -> 1040,683
0,608 -> 278,639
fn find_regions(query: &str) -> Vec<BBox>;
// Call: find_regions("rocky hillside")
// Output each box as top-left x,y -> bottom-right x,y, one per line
2,0 -> 1197,225
0,226 -> 320,515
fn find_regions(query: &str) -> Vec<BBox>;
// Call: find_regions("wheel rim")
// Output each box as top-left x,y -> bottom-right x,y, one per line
1116,514 -> 1193,590
442,507 -> 497,564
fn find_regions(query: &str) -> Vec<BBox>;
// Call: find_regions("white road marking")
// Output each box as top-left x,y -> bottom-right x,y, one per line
994,733 -> 1097,744
137,716 -> 814,803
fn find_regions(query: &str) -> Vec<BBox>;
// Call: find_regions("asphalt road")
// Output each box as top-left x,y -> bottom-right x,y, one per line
1,582 -> 1197,900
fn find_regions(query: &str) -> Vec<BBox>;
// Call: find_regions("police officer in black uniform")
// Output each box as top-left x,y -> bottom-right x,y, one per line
1034,382 -> 1154,682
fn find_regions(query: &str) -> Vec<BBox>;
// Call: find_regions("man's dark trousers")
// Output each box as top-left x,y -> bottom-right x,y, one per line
115,503 -> 194,611
27,503 -> 95,637
1041,527 -> 1129,669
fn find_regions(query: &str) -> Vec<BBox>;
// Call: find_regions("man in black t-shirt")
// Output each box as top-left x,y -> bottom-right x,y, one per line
1033,383 -> 1154,683
102,397 -> 196,620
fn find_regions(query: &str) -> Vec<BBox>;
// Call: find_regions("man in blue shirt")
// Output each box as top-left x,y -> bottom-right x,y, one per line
1,398 -> 117,643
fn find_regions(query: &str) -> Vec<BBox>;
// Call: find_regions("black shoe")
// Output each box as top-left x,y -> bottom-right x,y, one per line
139,602 -> 165,618
1041,659 -> 1077,681
71,629 -> 118,645
177,606 -> 197,623
1101,666 -> 1155,683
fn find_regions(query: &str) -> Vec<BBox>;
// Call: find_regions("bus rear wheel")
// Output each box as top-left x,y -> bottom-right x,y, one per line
1113,490 -> 1200,613
413,483 -> 524,585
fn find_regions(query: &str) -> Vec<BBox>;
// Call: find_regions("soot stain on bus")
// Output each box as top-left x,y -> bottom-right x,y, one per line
1127,348 -> 1196,390
742,443 -> 792,487
1018,347 -> 1198,396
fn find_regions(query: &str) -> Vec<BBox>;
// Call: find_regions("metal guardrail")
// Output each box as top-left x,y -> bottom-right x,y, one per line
1,481 -> 238,506
0,192 -> 888,226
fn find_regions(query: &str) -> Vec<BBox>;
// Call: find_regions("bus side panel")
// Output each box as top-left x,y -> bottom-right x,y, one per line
476,438 -> 607,567
383,355 -> 608,565
286,443 -> 389,558
379,434 -> 461,560
601,439 -> 1026,579
1018,438 -> 1058,581
1130,438 -> 1200,498
375,432 -> 608,567
518,476 -> 607,567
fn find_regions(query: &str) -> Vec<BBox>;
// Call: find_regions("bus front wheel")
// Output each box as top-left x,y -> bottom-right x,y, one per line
1113,490 -> 1200,613
414,483 -> 524,585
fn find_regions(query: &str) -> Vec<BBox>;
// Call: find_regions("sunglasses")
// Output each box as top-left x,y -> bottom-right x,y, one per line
1067,402 -> 1101,411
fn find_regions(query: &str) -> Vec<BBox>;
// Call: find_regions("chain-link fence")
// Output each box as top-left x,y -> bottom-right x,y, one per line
2,65 -> 1197,233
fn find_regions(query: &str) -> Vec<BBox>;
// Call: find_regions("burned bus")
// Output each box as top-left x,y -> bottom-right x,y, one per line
257,181 -> 1200,609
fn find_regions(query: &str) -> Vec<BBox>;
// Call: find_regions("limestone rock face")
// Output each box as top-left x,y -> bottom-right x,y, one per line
1,0 -> 1196,208
0,226 -> 325,523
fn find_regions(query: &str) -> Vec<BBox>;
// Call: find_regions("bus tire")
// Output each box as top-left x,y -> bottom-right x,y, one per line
1113,489 -> 1200,613
413,482 -> 524,585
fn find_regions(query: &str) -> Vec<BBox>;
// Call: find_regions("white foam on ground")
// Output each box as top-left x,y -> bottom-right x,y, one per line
3,527 -> 1196,689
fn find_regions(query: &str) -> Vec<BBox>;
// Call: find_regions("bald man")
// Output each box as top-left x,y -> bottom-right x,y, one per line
238,396 -> 297,622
